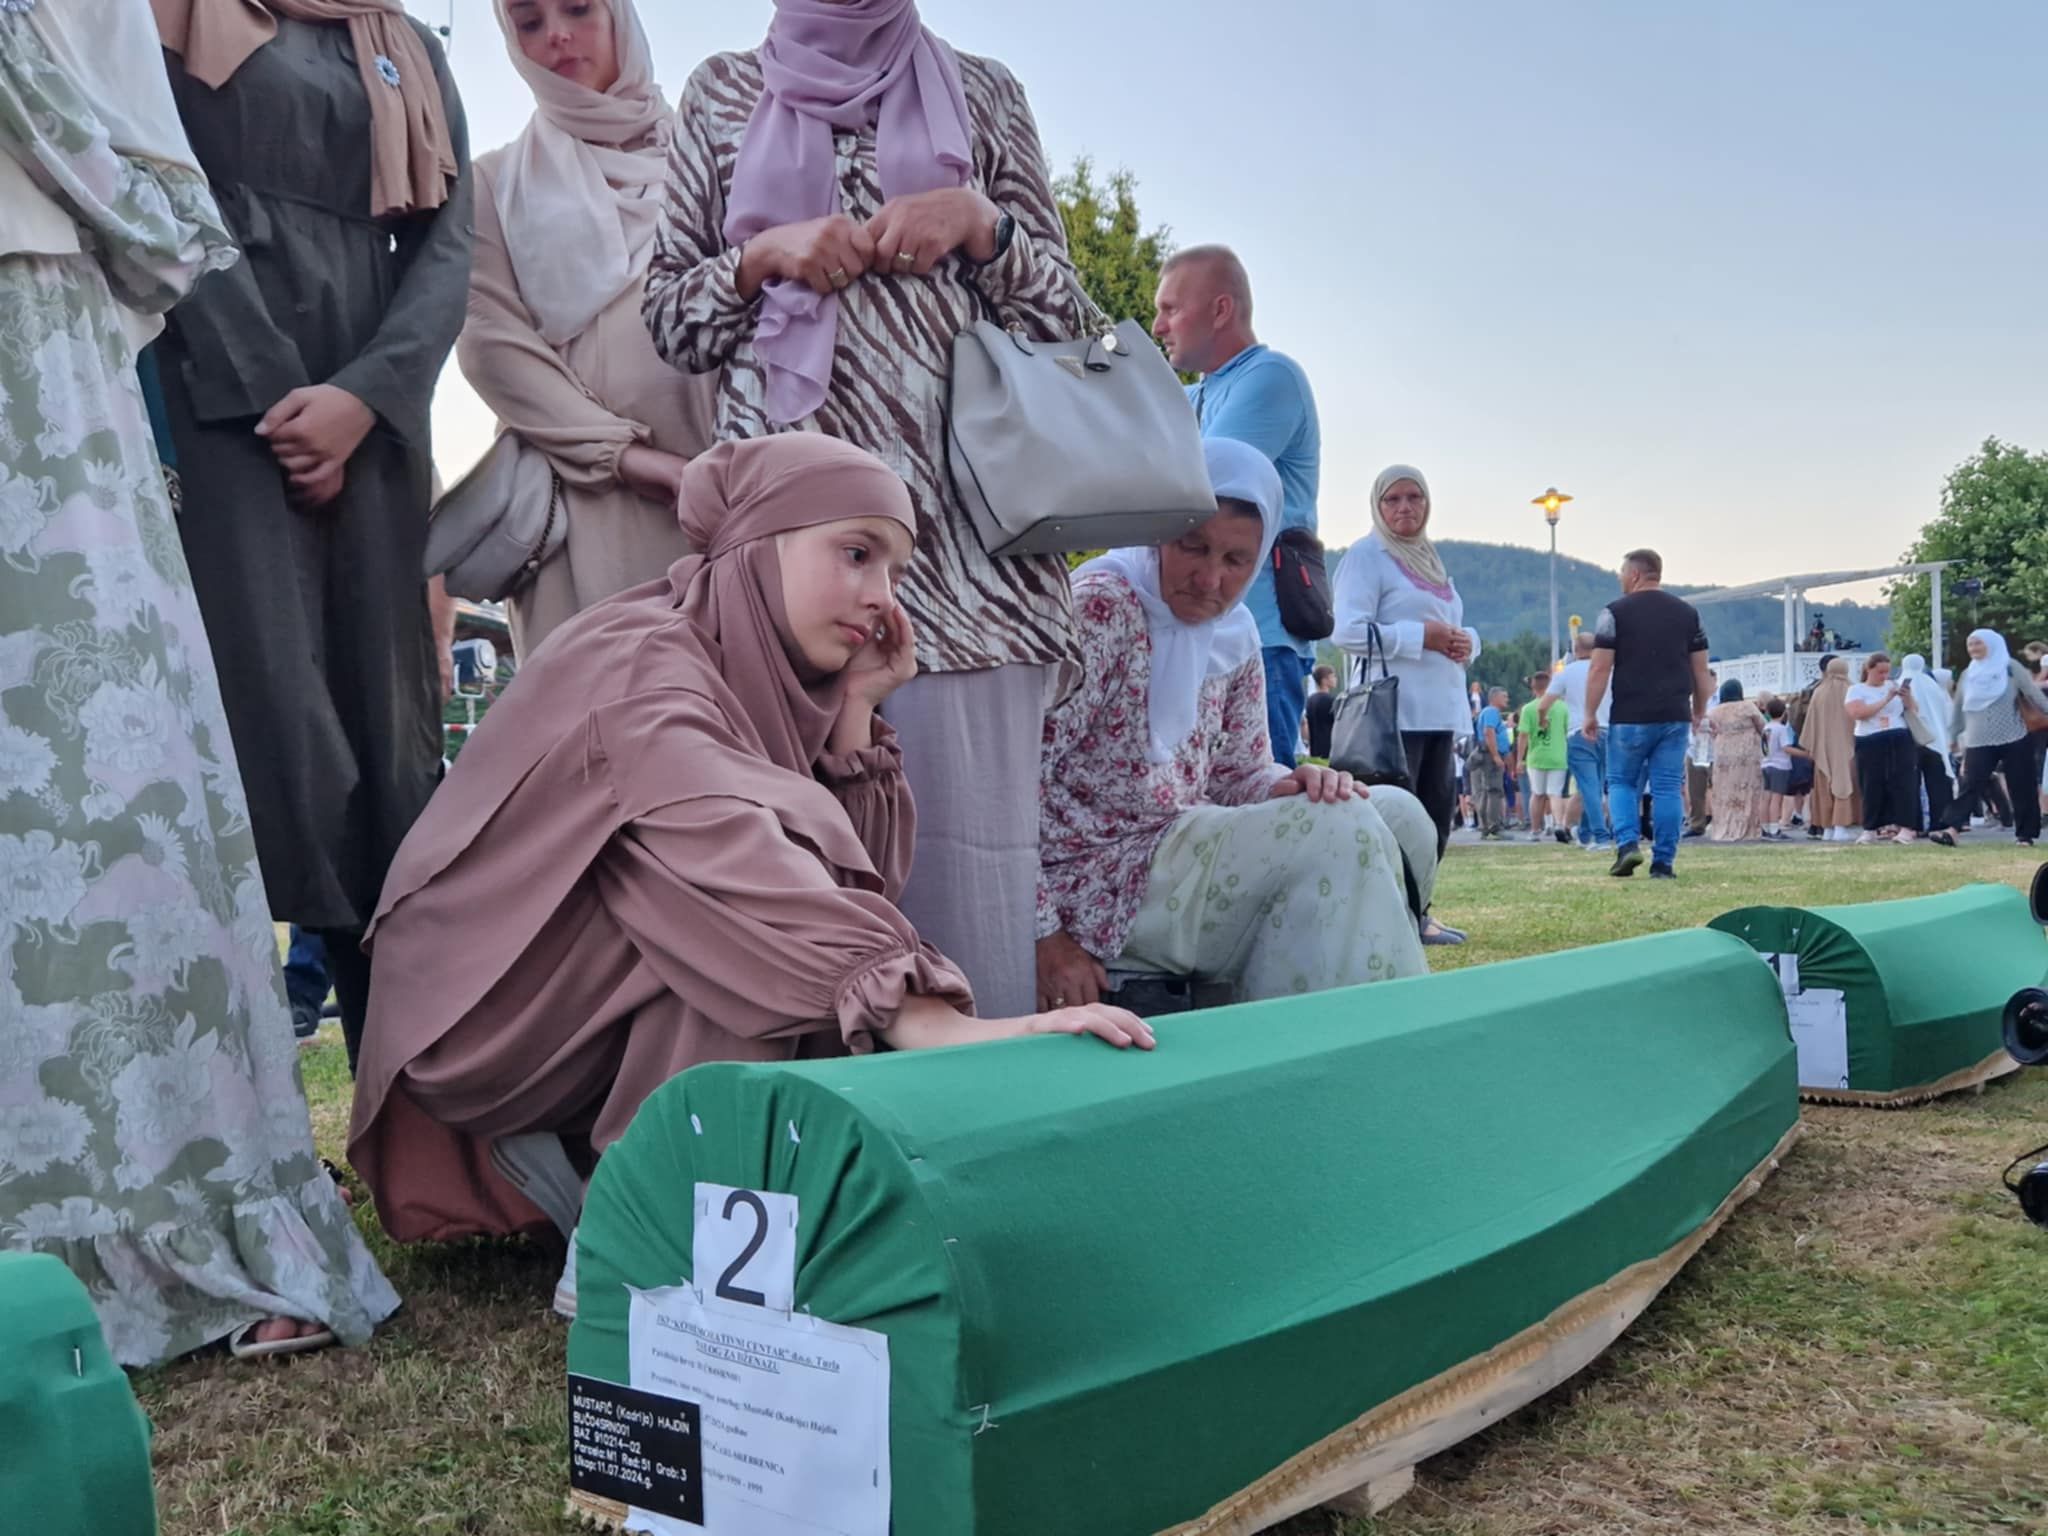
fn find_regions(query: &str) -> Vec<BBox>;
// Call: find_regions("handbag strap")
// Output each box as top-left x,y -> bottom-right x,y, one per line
959,253 -> 1117,342
1352,623 -> 1392,686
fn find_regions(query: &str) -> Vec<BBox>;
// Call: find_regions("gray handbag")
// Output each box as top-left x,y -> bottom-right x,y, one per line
422,432 -> 565,601
945,280 -> 1215,558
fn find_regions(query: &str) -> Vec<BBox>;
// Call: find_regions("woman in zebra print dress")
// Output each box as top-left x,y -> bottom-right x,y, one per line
643,0 -> 1090,1016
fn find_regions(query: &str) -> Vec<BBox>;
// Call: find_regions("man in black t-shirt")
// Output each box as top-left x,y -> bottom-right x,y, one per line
1302,665 -> 1338,759
1583,548 -> 1713,880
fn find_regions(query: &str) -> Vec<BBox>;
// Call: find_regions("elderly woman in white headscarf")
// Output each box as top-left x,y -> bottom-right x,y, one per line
1035,439 -> 1436,1011
1938,629 -> 2048,846
455,0 -> 716,656
1331,464 -> 1480,944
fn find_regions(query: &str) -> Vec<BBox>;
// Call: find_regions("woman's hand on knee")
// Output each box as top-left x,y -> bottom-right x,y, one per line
1020,1003 -> 1155,1051
1270,764 -> 1361,804
1035,931 -> 1108,1010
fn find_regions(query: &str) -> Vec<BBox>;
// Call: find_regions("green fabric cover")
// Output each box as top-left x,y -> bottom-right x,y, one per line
1709,883 -> 2044,1095
573,929 -> 1795,1536
0,1253 -> 156,1535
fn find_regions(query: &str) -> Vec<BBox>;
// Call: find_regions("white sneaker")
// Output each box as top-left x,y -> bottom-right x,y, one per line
553,1228 -> 578,1321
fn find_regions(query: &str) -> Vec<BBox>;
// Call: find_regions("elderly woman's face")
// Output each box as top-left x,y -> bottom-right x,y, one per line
508,0 -> 621,92
1967,636 -> 1989,660
1379,479 -> 1428,538
1158,504 -> 1264,624
776,516 -> 912,674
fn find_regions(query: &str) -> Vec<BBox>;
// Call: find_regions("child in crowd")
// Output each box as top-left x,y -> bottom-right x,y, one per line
1758,697 -> 1809,840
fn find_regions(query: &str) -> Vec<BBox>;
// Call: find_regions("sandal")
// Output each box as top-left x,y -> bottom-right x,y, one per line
229,1319 -> 337,1360
1929,831 -> 1956,847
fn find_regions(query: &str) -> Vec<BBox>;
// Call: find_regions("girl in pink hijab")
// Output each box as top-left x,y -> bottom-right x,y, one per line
348,436 -> 1148,1311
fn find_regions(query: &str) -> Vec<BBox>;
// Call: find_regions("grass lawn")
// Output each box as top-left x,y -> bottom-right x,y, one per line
136,843 -> 2048,1536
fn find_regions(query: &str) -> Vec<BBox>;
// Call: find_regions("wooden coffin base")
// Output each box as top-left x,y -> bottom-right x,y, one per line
568,1125 -> 1801,1536
1797,1047 -> 2021,1108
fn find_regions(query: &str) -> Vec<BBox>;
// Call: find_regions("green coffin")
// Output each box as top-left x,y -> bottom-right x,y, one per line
0,1253 -> 156,1536
571,928 -> 1796,1535
1710,883 -> 2041,1102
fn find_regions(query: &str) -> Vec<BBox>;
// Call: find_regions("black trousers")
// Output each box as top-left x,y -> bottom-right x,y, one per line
320,925 -> 373,1073
1855,730 -> 1920,831
1945,736 -> 2043,841
1401,730 -> 1457,860
1915,746 -> 1953,829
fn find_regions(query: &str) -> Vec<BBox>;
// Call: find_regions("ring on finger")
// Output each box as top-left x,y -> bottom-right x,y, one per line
1054,996 -> 1067,1007
893,249 -> 915,271
829,267 -> 849,289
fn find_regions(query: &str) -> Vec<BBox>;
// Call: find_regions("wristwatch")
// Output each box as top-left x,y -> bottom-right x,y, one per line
971,209 -> 1016,266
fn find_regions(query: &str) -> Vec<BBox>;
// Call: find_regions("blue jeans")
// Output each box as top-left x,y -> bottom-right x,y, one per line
1263,647 -> 1312,768
1567,734 -> 1610,845
1605,721 -> 1689,867
284,926 -> 330,1019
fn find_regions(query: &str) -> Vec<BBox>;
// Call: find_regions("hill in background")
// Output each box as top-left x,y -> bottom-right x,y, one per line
1331,540 -> 1891,658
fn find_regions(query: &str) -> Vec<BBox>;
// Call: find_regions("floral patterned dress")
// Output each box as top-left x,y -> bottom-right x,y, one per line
0,14 -> 398,1366
1037,573 -> 1430,999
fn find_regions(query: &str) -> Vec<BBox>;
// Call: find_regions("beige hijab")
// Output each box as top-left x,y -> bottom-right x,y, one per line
1370,463 -> 1454,596
152,0 -> 458,217
490,0 -> 671,345
1805,658 -> 1858,792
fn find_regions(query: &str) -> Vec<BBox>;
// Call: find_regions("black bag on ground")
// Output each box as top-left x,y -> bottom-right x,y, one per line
1271,527 -> 1334,641
1328,625 -> 1411,788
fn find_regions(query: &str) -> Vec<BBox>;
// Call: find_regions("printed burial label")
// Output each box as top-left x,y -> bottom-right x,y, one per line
569,1374 -> 704,1526
626,1284 -> 891,1536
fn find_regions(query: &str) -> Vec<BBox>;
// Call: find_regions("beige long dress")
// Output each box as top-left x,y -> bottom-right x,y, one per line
458,148 -> 717,657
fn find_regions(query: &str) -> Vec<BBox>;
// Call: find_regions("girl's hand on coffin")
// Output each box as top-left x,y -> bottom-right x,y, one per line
1022,1003 -> 1155,1051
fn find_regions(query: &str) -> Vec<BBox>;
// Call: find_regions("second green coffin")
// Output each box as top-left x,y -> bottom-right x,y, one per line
571,927 -> 1796,1534
1710,882 -> 2040,1101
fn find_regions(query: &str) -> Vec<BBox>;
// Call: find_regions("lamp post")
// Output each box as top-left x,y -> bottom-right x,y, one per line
1532,488 -> 1573,664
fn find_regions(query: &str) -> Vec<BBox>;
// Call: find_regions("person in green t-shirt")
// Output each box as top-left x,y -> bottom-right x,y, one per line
1517,672 -> 1572,843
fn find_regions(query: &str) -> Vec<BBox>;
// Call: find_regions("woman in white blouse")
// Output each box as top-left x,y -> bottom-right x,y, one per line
1844,652 -> 1921,844
1333,465 -> 1480,944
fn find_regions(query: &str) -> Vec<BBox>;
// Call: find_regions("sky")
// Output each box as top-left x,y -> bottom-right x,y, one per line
418,0 -> 2047,606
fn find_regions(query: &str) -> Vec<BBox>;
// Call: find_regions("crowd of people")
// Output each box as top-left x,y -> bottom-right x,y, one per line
0,0 -> 1435,1365
2,0 -> 2038,1380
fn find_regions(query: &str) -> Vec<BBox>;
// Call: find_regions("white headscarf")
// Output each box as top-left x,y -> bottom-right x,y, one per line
1074,438 -> 1283,764
1962,629 -> 2012,714
491,0 -> 671,345
1901,654 -> 1954,758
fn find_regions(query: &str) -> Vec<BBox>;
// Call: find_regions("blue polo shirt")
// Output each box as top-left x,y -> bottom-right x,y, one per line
1188,344 -> 1321,657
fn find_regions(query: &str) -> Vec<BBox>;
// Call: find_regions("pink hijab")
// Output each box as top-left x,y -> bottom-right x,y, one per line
725,0 -> 972,424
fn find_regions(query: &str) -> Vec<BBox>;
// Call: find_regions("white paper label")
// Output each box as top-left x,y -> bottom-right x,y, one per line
1787,987 -> 1850,1091
1756,951 -> 1800,998
693,1184 -> 798,1317
624,1285 -> 891,1536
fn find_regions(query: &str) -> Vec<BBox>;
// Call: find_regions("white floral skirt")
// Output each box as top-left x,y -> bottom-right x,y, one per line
1119,791 -> 1432,1001
0,251 -> 398,1366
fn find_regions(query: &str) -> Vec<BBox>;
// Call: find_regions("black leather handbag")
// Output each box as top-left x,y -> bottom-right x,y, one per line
1328,625 -> 1411,788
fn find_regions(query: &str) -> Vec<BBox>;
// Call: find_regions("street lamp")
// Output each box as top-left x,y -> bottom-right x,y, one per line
1531,488 -> 1574,664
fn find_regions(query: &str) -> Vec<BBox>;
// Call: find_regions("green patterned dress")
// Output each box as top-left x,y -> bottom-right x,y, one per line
0,11 -> 399,1366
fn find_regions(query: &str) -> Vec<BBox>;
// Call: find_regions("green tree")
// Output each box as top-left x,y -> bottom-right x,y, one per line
1887,438 -> 2048,669
1468,631 -> 1555,711
1054,157 -> 1173,325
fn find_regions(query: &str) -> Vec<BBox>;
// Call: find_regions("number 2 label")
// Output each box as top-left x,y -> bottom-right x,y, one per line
694,1183 -> 798,1316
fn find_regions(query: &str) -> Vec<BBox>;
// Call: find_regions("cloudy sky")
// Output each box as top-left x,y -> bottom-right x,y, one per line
419,0 -> 2045,602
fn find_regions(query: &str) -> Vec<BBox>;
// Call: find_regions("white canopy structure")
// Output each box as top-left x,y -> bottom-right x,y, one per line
1688,561 -> 1953,695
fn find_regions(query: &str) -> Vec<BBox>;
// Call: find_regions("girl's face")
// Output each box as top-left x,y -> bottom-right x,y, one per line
1867,658 -> 1891,684
507,0 -> 621,93
775,517 -> 913,674
1967,636 -> 1989,661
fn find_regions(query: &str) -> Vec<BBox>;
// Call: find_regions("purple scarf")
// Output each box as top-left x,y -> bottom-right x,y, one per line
725,0 -> 973,425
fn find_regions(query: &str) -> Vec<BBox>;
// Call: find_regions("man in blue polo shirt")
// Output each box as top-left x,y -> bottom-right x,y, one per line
1154,245 -> 1322,766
